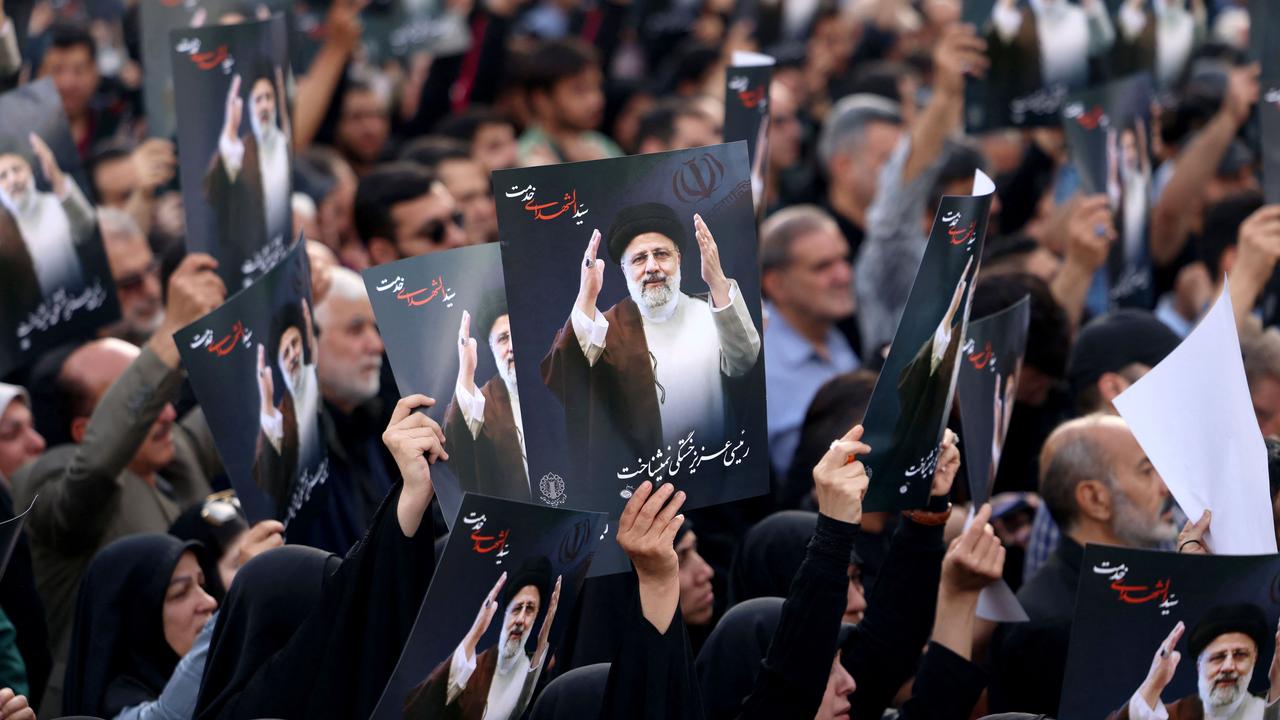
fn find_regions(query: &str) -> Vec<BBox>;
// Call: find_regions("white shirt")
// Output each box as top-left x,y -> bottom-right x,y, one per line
218,125 -> 290,243
14,181 -> 92,295
571,279 -> 760,448
1155,6 -> 1196,89
260,363 -> 321,466
1126,691 -> 1277,720
1028,0 -> 1114,87
446,641 -> 543,720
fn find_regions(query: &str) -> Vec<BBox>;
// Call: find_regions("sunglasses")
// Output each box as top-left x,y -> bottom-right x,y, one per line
423,211 -> 465,245
114,258 -> 161,293
201,489 -> 244,527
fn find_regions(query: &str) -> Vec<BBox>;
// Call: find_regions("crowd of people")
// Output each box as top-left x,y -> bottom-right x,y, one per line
0,0 -> 1273,718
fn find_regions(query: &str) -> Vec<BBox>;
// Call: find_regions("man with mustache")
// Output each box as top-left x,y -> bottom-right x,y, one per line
253,298 -> 323,521
204,69 -> 292,287
542,202 -> 761,490
445,300 -> 530,501
1111,603 -> 1280,719
403,558 -> 562,720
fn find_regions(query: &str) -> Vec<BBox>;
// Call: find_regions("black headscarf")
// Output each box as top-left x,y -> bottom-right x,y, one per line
169,502 -> 250,603
728,511 -> 820,605
528,663 -> 610,720
195,544 -> 338,718
63,534 -> 201,717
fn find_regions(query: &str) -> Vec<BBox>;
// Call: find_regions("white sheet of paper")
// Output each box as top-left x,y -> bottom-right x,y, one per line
1113,284 -> 1277,555
730,51 -> 776,67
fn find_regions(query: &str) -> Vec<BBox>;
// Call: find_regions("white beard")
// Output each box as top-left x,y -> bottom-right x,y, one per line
1198,670 -> 1251,719
252,108 -> 290,243
627,268 -> 682,322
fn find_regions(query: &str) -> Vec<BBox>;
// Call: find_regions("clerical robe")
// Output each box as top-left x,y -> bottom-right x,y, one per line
445,375 -> 530,501
1110,690 -> 1280,720
401,645 -> 540,720
204,130 -> 289,286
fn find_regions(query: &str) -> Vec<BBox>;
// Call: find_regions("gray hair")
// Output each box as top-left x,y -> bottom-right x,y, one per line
1039,415 -> 1119,532
759,205 -> 840,273
96,206 -> 143,243
1243,329 -> 1280,387
314,266 -> 369,330
817,93 -> 903,171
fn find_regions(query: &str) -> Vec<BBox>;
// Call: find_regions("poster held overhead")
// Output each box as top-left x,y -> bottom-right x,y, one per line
724,51 -> 774,217
364,245 -> 529,527
1113,284 -> 1277,556
859,170 -> 995,512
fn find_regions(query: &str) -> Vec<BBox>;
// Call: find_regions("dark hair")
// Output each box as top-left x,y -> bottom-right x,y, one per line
1267,437 -> 1280,502
839,60 -> 917,105
783,370 -> 878,508
434,107 -> 516,145
972,272 -> 1070,380
523,39 -> 599,96
89,138 -> 137,197
398,136 -> 470,172
1199,190 -> 1264,278
664,41 -> 720,95
926,142 -> 986,219
48,22 -> 96,60
353,162 -> 436,246
980,235 -> 1041,273
634,99 -> 704,150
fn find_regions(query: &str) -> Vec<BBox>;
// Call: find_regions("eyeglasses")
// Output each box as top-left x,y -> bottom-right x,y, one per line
114,259 -> 160,293
423,211 -> 465,245
201,490 -> 244,527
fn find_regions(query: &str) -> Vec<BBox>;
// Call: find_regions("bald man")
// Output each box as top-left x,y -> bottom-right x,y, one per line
989,414 -> 1176,714
11,254 -> 225,712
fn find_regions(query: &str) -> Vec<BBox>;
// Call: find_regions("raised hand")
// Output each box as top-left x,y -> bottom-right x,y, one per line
465,571 -> 508,659
940,503 -> 1004,596
301,297 -> 317,357
693,213 -> 731,308
233,519 -> 285,573
257,344 -> 278,420
457,310 -> 479,395
931,428 -> 961,498
223,75 -> 244,142
28,132 -> 65,197
1177,509 -> 1211,554
1064,195 -> 1117,274
0,687 -> 34,720
1138,621 -> 1185,710
811,424 -> 872,525
132,138 -> 178,192
617,481 -> 686,633
1220,63 -> 1260,129
576,228 -> 605,320
383,394 -> 446,537
934,22 -> 989,99
533,575 -> 563,665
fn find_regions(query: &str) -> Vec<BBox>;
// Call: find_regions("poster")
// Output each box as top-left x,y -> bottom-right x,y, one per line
175,236 -> 328,529
171,15 -> 294,291
0,496 -> 33,582
365,244 -> 528,527
371,493 -> 606,720
494,142 -> 768,572
290,0 -> 470,69
958,295 -> 1031,508
0,80 -> 119,378
723,51 -> 773,218
1104,0 -> 1205,90
1063,73 -> 1156,310
859,171 -> 995,512
1060,545 -> 1280,719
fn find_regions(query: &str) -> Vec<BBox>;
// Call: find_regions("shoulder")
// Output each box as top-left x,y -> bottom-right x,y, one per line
12,444 -> 77,489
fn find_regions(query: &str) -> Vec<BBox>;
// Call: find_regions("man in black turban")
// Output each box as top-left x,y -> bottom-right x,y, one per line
541,203 -> 761,498
403,557 -> 563,720
1110,603 -> 1280,719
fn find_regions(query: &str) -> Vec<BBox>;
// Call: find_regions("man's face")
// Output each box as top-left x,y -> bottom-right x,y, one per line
768,83 -> 802,170
1101,424 -> 1176,548
549,68 -> 605,132
251,78 -> 277,132
846,121 -> 903,206
317,295 -> 383,411
677,531 -> 715,625
93,155 -> 139,209
472,122 -> 518,173
489,314 -> 515,386
622,233 -> 682,313
390,183 -> 467,257
40,45 -> 99,119
278,326 -> 305,390
0,400 -> 45,481
1197,632 -> 1257,710
104,229 -> 164,339
768,228 -> 854,324
336,90 -> 390,166
0,154 -> 33,206
1252,374 -> 1280,438
319,166 -> 357,246
438,159 -> 497,245
500,585 -> 541,660
670,114 -> 719,151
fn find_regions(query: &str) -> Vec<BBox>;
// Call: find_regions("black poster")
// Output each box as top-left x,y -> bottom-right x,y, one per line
723,52 -> 773,218
1063,73 -> 1156,310
171,16 -> 294,291
365,244 -> 528,527
290,0 -> 470,67
0,496 -> 33,583
0,80 -> 119,378
371,493 -> 606,720
963,0 -> 1116,131
1061,545 -> 1280,719
494,143 -> 768,573
860,172 -> 994,512
175,236 -> 329,527
957,296 -> 1030,507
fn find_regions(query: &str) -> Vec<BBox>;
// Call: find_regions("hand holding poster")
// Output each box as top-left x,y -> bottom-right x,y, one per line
175,236 -> 328,529
1114,284 -> 1277,555
372,493 -> 605,720
365,244 -> 529,525
860,171 -> 995,511
494,143 -> 768,573
171,16 -> 294,291
1061,545 -> 1280,719
0,79 -> 119,378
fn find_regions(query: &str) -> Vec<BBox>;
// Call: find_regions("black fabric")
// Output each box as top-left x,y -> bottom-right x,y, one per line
169,503 -> 249,603
528,663 -> 610,720
989,535 -> 1084,715
1066,310 -> 1180,396
1187,603 -> 1269,660
900,641 -> 989,720
605,202 -> 687,265
194,484 -> 436,720
696,598 -> 784,720
0,487 -> 51,711
62,534 -> 198,717
729,510 -> 833,605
